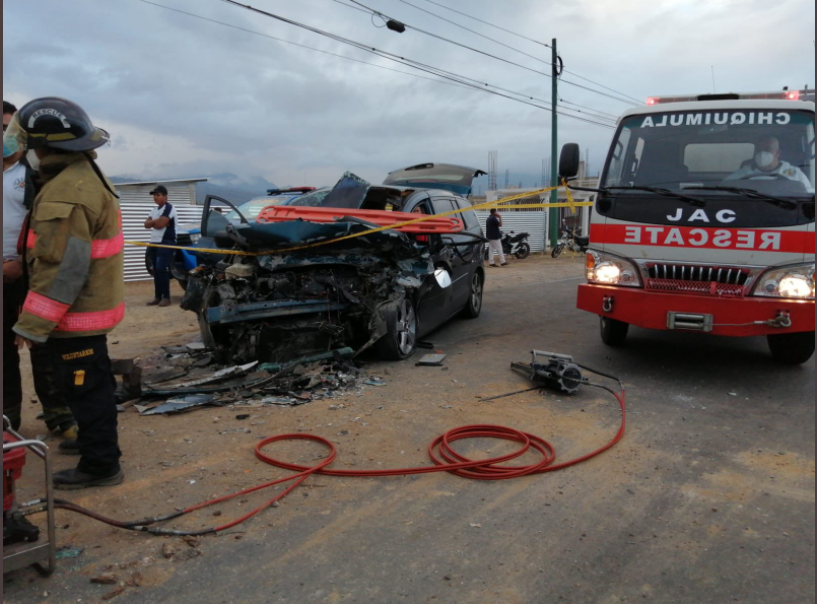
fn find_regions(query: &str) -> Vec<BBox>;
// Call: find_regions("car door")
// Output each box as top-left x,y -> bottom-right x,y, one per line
431,196 -> 475,311
405,196 -> 453,334
197,195 -> 244,266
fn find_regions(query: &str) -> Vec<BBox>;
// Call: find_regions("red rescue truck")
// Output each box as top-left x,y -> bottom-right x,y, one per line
560,90 -> 815,364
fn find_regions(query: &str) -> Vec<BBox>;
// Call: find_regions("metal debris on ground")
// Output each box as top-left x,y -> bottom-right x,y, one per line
135,345 -> 386,416
416,354 -> 447,367
140,395 -> 217,416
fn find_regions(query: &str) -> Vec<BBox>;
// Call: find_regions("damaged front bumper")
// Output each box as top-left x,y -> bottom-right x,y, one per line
182,219 -> 436,364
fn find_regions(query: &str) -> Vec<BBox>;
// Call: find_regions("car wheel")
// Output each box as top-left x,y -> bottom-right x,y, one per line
600,316 -> 629,346
515,243 -> 531,260
462,271 -> 484,319
768,331 -> 815,365
170,265 -> 189,291
375,298 -> 418,361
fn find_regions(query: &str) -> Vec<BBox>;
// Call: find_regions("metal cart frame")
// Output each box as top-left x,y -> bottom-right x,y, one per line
3,415 -> 57,576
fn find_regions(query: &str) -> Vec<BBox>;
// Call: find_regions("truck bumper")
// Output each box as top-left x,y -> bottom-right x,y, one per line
577,284 -> 815,337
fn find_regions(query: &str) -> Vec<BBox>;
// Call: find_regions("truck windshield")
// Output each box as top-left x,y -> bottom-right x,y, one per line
604,110 -> 815,197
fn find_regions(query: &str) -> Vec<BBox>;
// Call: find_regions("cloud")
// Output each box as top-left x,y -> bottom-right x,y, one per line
3,0 -> 814,187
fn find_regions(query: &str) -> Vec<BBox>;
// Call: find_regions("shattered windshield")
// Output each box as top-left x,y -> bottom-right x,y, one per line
604,110 -> 815,197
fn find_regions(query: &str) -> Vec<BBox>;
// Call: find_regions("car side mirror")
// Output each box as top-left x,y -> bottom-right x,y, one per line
559,143 -> 581,181
434,269 -> 453,289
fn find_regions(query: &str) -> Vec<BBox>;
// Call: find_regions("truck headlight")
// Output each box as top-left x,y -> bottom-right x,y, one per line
753,263 -> 815,300
586,251 -> 642,287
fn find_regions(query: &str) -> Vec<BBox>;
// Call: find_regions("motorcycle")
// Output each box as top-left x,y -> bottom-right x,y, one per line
486,230 -> 532,261
551,228 -> 589,258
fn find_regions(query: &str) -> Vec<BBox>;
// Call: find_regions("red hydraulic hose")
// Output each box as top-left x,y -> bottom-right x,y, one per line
51,377 -> 626,537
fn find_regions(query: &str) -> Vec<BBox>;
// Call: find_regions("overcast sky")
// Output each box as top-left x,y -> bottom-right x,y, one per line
3,0 -> 815,190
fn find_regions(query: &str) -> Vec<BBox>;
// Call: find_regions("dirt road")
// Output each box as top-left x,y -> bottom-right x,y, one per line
5,252 -> 814,604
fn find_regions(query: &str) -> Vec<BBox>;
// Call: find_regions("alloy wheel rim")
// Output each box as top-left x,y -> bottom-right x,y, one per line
471,275 -> 483,312
397,300 -> 417,355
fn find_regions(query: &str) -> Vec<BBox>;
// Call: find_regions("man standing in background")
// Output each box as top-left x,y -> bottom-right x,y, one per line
144,185 -> 177,307
485,208 -> 508,267
3,100 -> 77,440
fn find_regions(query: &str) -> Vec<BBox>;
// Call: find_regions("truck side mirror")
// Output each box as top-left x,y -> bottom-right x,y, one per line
559,143 -> 581,181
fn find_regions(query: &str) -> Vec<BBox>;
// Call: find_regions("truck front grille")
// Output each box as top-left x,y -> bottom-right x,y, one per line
645,263 -> 751,298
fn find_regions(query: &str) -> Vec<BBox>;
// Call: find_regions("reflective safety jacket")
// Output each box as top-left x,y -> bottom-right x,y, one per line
13,152 -> 124,343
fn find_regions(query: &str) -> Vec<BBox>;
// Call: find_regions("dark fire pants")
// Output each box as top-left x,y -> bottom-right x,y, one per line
30,336 -> 122,476
4,281 -> 76,432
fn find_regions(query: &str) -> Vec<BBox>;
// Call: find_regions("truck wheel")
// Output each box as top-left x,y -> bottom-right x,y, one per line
600,316 -> 629,346
375,298 -> 418,361
767,332 -> 815,365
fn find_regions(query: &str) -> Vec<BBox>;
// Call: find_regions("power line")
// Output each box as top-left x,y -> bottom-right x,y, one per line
133,0 -> 476,91
559,99 -> 620,121
212,0 -> 616,128
386,1 -> 632,116
414,0 -> 643,104
134,0 -> 612,126
418,0 -> 552,49
393,0 -> 554,69
340,0 -> 639,105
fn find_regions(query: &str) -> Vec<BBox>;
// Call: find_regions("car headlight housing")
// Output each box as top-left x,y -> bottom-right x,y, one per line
753,263 -> 815,300
586,251 -> 642,287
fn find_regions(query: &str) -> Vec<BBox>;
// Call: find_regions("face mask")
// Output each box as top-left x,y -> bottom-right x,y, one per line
755,151 -> 775,169
2,139 -> 12,158
26,150 -> 41,171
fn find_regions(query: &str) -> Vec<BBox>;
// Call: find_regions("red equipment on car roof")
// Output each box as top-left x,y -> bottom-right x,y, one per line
256,206 -> 465,234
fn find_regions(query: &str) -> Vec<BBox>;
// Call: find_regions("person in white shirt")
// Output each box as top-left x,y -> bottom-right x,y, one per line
726,137 -> 814,192
3,100 -> 77,437
143,185 -> 178,307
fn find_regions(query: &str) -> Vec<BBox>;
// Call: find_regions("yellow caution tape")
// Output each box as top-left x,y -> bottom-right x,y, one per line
126,181 -> 593,257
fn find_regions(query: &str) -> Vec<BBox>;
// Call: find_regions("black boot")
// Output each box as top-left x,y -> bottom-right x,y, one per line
53,468 -> 124,490
58,439 -> 81,456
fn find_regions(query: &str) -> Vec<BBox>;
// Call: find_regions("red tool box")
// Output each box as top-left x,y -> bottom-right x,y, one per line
3,431 -> 26,513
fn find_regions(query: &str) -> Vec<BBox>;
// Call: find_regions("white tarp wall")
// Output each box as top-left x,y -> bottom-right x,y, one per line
116,179 -> 206,282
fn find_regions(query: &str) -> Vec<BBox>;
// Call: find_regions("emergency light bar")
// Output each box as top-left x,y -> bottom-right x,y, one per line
646,90 -> 811,105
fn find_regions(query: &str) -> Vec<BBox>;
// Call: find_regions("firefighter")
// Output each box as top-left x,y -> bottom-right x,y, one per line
4,100 -> 78,441
4,98 -> 125,490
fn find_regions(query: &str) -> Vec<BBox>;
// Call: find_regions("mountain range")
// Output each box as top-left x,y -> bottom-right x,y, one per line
109,172 -> 280,205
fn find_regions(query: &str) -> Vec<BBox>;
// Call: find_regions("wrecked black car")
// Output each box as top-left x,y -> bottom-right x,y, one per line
181,168 -> 486,364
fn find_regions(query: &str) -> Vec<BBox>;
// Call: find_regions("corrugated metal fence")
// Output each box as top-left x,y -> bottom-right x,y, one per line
475,211 -> 549,253
117,182 -> 204,282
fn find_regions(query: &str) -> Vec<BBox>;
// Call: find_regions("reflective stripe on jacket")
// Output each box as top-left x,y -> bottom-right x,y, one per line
13,152 -> 125,342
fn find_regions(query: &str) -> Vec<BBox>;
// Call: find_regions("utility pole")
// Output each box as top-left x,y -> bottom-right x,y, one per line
549,38 -> 560,249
